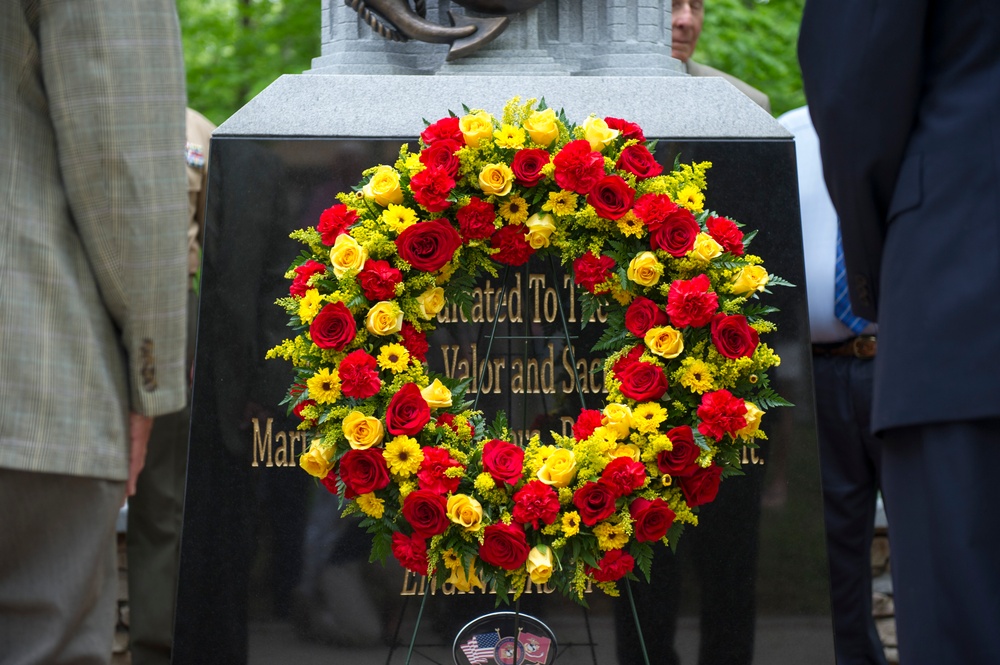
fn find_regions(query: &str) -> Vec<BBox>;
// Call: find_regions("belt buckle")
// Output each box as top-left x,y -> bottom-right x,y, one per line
850,335 -> 877,359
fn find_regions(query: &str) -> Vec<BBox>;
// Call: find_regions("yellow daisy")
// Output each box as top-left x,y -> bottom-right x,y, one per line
562,511 -> 581,537
383,435 -> 423,477
493,124 -> 526,149
594,521 -> 629,551
633,402 -> 668,434
442,549 -> 462,571
298,288 -> 323,324
382,204 -> 418,234
677,358 -> 715,394
499,195 -> 529,225
674,184 -> 705,213
542,190 -> 578,216
377,343 -> 410,373
356,492 -> 385,519
616,211 -> 645,238
306,367 -> 341,404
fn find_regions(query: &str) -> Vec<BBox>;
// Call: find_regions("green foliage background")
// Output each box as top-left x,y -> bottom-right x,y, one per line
178,0 -> 805,126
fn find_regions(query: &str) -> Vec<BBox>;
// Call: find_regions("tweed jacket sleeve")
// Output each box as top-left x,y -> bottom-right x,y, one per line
0,0 -> 188,479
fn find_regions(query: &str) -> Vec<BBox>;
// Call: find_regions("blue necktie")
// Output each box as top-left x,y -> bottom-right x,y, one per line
834,225 -> 870,334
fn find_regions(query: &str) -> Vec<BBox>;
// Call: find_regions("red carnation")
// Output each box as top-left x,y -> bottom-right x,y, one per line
706,216 -> 744,256
600,457 -> 646,497
421,116 -> 463,146
482,439 -> 525,487
395,219 -> 462,272
385,383 -> 431,436
310,301 -> 357,350
291,260 -> 326,297
624,297 -> 668,338
616,144 -> 663,179
419,139 -> 462,178
400,322 -> 429,361
589,549 -> 635,582
697,390 -> 749,441
616,360 -> 669,402
456,197 -> 497,241
511,148 -> 550,187
392,532 -> 429,575
409,166 -> 455,213
416,447 -> 463,494
666,274 -> 719,328
512,480 -> 561,529
317,204 -> 358,245
710,313 -> 760,359
573,409 -> 604,440
339,349 -> 381,399
655,425 -> 701,477
339,448 -> 390,498
357,259 -> 402,301
553,139 -> 606,194
633,193 -> 676,227
490,224 -> 534,266
629,497 -> 676,542
573,480 -> 619,526
587,174 -> 635,220
604,117 -> 645,142
479,523 -> 530,570
573,251 -> 616,294
680,463 -> 724,507
401,489 -> 450,538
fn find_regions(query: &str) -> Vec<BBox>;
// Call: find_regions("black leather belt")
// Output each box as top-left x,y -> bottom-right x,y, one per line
812,335 -> 877,359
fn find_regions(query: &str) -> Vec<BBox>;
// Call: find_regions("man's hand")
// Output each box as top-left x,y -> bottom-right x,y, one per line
127,412 -> 154,497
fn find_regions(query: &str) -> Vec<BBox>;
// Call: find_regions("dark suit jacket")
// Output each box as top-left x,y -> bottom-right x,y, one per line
799,0 -> 1000,432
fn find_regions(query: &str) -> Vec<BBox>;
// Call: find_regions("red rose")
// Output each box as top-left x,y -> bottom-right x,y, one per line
511,148 -> 550,187
409,166 -> 455,213
320,470 -> 338,495
421,116 -> 463,146
392,532 -> 429,575
589,549 -> 635,582
680,463 -> 723,507
417,447 -> 463,494
648,206 -> 700,257
479,523 -> 530,570
604,117 -> 645,142
601,457 -> 646,497
629,497 -> 676,542
632,193 -> 676,226
290,259 -> 326,297
573,409 -> 604,440
310,301 -> 357,350
339,448 -> 390,497
482,439 -> 525,487
573,251 -> 616,294
624,297 -> 668,338
697,389 -> 748,441
616,361 -> 669,402
402,489 -> 450,538
553,139 -> 605,194
710,313 -> 760,359
419,139 -> 462,177
357,259 -> 402,301
317,204 -> 358,245
456,197 -> 497,241
655,425 -> 701,477
385,383 -> 431,436
616,144 -> 663,179
666,274 -> 719,328
490,224 -> 534,266
587,175 -> 635,220
573,480 -> 619,526
612,344 -> 645,376
395,219 -> 462,272
339,349 -> 381,399
400,322 -> 429,361
706,216 -> 744,256
512,480 -> 561,529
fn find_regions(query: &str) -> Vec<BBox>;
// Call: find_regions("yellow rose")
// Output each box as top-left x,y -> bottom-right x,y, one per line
420,378 -> 453,408
479,163 -> 514,197
644,325 -> 684,359
524,212 -> 556,249
459,111 -> 494,148
329,234 -> 368,279
583,116 -> 619,152
611,443 -> 642,462
415,286 -> 445,320
446,494 -> 483,531
627,251 -> 664,287
524,108 -> 559,147
342,411 -> 385,450
526,544 -> 554,585
362,165 -> 403,206
299,439 -> 334,478
691,232 -> 723,263
602,403 -> 633,439
737,401 -> 765,439
365,301 -> 403,336
537,448 -> 577,487
731,265 -> 770,296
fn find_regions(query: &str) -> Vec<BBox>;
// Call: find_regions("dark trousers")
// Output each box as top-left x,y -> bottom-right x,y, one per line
812,355 -> 887,665
881,419 -> 1000,664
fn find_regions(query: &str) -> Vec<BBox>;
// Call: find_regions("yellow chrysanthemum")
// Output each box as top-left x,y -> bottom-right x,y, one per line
674,184 -> 705,213
298,289 -> 323,324
306,367 -> 341,404
382,204 -> 418,234
377,343 -> 410,373
633,402 -> 668,434
616,211 -> 645,238
594,521 -> 629,551
677,358 -> 716,394
442,549 -> 462,570
383,435 -> 423,477
561,511 -> 581,537
499,195 -> 529,225
493,124 -> 526,149
356,492 -> 385,519
542,190 -> 578,216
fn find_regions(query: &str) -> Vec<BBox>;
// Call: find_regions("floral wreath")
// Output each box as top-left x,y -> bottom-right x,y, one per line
268,98 -> 790,603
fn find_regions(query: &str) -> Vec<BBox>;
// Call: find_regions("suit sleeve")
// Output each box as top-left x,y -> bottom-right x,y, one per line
798,0 -> 930,319
40,0 -> 189,416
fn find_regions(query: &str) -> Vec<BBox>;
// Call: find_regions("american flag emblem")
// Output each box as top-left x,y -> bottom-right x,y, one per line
459,631 -> 500,664
185,142 -> 206,169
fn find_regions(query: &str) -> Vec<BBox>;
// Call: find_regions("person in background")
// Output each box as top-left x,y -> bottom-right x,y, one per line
800,1 -> 1000,662
672,0 -> 771,113
126,107 -> 215,665
779,105 -> 887,665
0,1 -> 188,664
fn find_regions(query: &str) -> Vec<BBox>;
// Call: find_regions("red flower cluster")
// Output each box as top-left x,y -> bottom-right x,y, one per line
572,409 -> 604,440
357,259 -> 402,301
697,390 -> 748,441
573,251 -> 616,293
512,480 -> 561,529
553,139 -> 605,194
666,274 -> 719,328
290,259 -> 326,297
706,216 -> 744,255
417,447 -> 463,494
589,549 -> 635,582
317,204 -> 357,245
490,224 -> 534,266
456,197 -> 496,241
410,166 -> 455,213
339,349 -> 381,399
